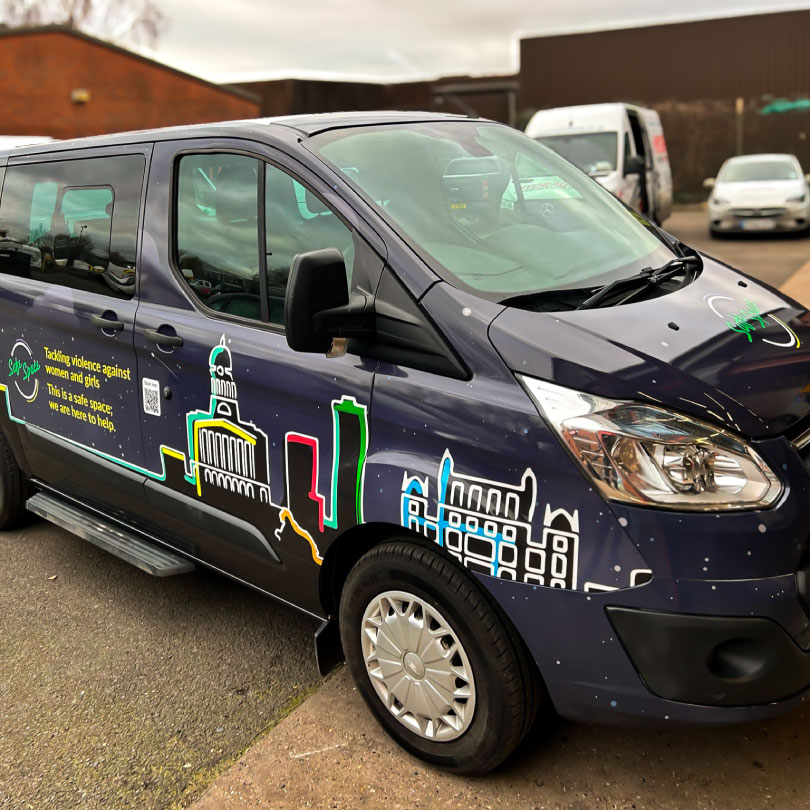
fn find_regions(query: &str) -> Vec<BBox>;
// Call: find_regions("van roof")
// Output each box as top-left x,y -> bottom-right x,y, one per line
525,103 -> 638,138
0,112 -> 474,160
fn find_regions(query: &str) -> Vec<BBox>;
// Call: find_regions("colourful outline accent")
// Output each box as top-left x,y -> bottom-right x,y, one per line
0,346 -> 371,568
282,396 -> 369,535
286,433 -> 326,532
192,418 -> 258,496
0,381 -> 182,481
324,396 -> 368,528
277,507 -> 323,565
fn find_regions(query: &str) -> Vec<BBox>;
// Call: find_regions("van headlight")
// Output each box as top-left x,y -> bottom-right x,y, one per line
519,376 -> 782,510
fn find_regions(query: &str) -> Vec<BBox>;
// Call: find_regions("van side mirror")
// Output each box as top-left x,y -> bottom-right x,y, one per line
703,177 -> 716,189
624,155 -> 645,176
284,248 -> 374,354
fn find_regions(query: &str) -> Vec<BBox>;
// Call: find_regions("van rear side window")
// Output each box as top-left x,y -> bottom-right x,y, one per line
0,155 -> 145,299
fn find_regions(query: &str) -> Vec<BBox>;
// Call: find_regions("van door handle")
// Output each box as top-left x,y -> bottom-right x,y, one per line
90,313 -> 124,331
144,328 -> 184,348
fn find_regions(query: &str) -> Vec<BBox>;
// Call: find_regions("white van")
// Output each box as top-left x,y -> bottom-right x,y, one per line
525,103 -> 673,225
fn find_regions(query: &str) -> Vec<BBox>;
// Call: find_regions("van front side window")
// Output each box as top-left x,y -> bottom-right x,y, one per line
175,155 -> 355,327
175,153 -> 262,321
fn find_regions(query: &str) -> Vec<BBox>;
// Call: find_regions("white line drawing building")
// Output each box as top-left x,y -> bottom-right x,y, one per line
401,450 -> 579,588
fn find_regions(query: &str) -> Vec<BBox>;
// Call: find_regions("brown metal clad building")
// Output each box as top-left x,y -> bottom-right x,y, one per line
231,79 -> 386,118
519,9 -> 810,196
233,76 -> 518,126
520,9 -> 810,108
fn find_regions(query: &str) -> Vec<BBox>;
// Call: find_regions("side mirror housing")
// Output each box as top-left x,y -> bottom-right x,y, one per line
703,177 -> 716,189
624,155 -> 645,176
284,248 -> 374,353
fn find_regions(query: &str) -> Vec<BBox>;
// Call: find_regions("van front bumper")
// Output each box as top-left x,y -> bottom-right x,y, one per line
482,570 -> 810,726
607,607 -> 810,706
479,435 -> 810,726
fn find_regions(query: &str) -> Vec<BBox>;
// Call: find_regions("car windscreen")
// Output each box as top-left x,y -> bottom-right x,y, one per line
307,121 -> 674,302
719,159 -> 800,182
534,132 -> 618,175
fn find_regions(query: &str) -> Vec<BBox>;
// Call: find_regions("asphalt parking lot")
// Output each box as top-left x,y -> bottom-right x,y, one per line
0,520 -> 321,810
2,205 -> 810,810
666,203 -> 810,289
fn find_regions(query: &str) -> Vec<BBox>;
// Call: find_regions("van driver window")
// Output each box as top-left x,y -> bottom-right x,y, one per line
174,155 -> 355,327
0,155 -> 144,299
264,163 -> 355,327
175,154 -> 263,322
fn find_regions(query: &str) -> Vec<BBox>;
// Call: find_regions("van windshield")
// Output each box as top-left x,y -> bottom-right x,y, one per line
308,121 -> 674,302
534,132 -> 618,175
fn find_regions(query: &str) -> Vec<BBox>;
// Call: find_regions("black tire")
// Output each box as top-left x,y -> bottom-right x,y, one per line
0,430 -> 25,530
339,540 -> 542,774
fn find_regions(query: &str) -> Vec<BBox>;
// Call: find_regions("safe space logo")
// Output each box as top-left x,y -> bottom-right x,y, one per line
7,339 -> 40,402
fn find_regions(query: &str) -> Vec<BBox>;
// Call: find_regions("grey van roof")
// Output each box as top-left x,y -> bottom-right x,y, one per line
0,112 -> 474,159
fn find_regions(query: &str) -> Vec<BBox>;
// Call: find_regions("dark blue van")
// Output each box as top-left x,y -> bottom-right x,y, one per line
0,113 -> 809,774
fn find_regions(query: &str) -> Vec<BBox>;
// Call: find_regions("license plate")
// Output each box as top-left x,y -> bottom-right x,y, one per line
740,219 -> 776,231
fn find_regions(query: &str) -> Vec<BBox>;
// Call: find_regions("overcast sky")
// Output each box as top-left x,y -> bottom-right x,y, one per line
141,0 -> 810,83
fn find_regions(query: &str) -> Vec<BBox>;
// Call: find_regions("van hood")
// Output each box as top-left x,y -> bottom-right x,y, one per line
489,257 -> 810,438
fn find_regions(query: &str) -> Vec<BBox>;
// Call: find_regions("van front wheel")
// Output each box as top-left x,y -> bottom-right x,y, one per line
339,540 -> 541,774
0,431 -> 26,530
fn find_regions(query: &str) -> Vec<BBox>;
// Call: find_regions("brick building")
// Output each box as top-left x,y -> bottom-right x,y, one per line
0,26 -> 259,140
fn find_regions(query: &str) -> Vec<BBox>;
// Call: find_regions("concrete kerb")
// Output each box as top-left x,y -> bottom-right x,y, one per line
186,261 -> 810,810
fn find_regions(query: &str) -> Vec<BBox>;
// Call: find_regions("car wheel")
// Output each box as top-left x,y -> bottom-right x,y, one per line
339,540 -> 542,775
0,430 -> 26,530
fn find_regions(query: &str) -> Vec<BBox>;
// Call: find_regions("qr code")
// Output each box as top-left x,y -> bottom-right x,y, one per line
142,378 -> 161,417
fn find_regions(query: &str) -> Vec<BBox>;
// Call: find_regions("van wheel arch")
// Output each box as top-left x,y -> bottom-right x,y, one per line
319,522 -> 426,616
318,523 -> 546,695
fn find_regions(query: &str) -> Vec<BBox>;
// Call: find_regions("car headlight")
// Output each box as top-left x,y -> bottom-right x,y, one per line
787,192 -> 807,203
519,376 -> 782,510
711,196 -> 730,206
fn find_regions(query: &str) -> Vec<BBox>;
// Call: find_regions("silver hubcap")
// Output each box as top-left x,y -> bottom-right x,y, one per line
360,590 -> 476,741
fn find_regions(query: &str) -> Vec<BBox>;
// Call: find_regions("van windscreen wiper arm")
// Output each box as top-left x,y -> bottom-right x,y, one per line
576,256 -> 702,311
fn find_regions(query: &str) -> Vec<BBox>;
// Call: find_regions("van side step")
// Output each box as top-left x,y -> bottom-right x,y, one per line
26,492 -> 195,577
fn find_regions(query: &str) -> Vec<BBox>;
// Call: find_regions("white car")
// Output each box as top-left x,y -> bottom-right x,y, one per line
705,154 -> 810,237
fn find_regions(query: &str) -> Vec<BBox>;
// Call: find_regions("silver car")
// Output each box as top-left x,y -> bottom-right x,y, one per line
705,153 -> 810,237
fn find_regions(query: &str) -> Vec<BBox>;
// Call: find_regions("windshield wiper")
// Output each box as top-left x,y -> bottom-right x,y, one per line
498,286 -> 594,311
576,256 -> 702,311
